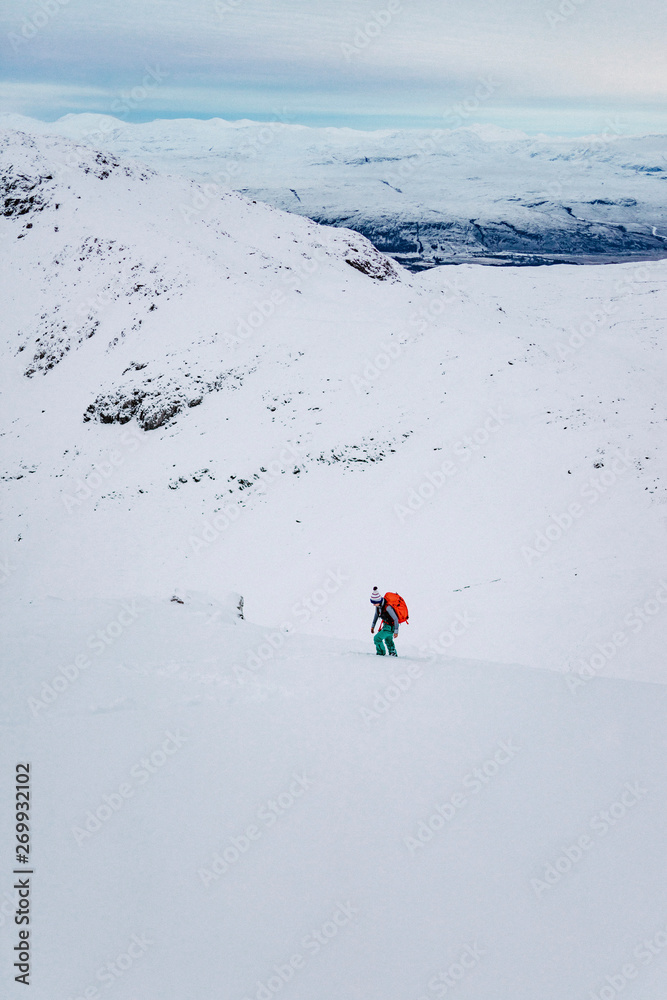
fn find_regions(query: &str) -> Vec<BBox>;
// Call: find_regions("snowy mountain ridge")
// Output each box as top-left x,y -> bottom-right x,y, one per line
1,127 -> 400,418
3,112 -> 667,269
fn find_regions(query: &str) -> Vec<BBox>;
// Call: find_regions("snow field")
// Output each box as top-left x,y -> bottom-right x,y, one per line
2,595 -> 665,999
1,129 -> 666,999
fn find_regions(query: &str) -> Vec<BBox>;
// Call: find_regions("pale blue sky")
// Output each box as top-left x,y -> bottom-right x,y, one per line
1,0 -> 666,134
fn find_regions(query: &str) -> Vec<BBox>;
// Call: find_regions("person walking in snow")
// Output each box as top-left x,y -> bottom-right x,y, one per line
370,587 -> 399,656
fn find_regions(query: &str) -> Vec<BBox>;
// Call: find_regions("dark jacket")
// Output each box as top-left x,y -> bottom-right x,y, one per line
372,599 -> 399,635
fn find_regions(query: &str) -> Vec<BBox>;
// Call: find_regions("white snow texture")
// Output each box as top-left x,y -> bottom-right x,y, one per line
0,124 -> 666,1000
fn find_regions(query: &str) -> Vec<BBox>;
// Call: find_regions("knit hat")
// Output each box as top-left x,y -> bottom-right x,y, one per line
370,587 -> 382,605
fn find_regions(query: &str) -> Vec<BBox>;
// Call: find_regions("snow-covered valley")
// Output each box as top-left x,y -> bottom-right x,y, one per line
1,126 -> 666,1000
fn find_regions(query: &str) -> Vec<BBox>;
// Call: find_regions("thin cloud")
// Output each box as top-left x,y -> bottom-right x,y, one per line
0,0 -> 665,131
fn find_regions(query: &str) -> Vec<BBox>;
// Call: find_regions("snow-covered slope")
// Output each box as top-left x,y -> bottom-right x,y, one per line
1,126 -> 666,1000
1,594 -> 665,1000
1,126 -> 667,680
4,113 -> 667,269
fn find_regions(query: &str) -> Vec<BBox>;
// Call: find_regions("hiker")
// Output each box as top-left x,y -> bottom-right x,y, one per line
370,586 -> 399,656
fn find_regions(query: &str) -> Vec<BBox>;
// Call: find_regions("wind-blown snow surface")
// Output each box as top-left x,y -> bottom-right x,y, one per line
3,113 -> 667,268
1,130 -> 667,999
2,595 -> 667,1000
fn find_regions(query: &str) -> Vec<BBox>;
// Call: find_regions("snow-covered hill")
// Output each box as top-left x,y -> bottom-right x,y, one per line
1,128 -> 666,998
1,126 -> 666,679
3,113 -> 667,269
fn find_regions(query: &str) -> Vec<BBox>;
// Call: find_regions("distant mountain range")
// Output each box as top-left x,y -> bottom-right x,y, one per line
3,113 -> 667,269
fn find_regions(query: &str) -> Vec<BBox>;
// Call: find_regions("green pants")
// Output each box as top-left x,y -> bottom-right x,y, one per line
374,624 -> 396,655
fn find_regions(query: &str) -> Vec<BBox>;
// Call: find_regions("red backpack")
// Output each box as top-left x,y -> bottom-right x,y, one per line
385,592 -> 409,624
